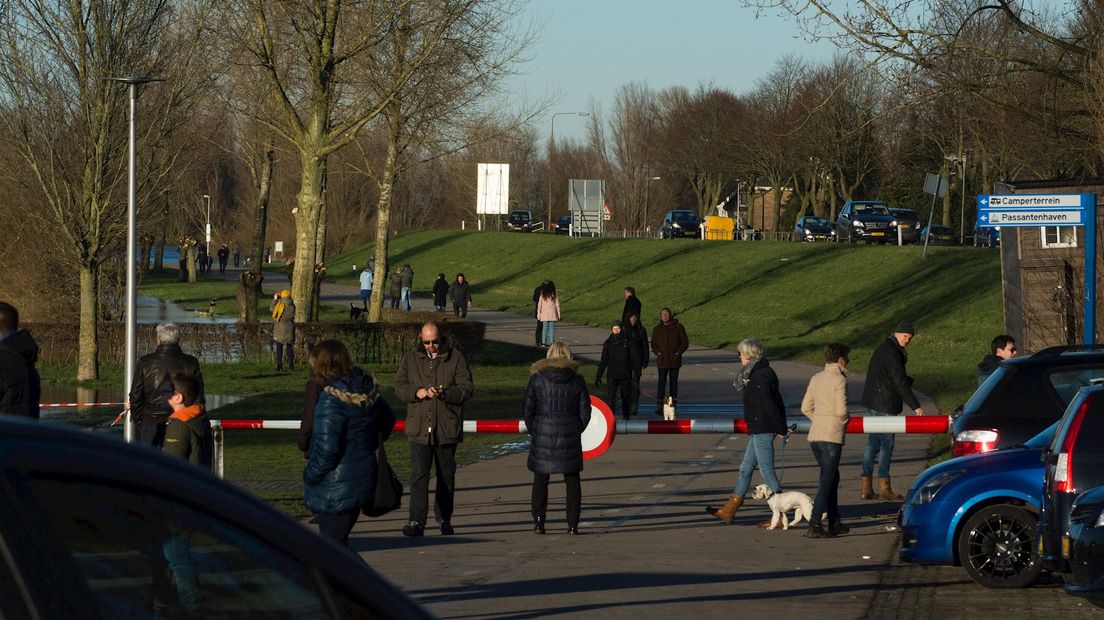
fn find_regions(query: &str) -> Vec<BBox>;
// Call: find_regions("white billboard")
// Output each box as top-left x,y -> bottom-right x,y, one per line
476,163 -> 510,215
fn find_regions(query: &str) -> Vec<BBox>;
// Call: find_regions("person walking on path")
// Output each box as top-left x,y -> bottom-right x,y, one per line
977,334 -> 1016,385
304,340 -> 395,546
524,342 -> 591,535
623,313 -> 649,417
650,307 -> 688,414
389,266 -> 403,309
432,273 -> 449,312
860,320 -> 925,501
217,244 -> 230,274
0,301 -> 40,419
394,322 -> 474,537
400,264 -> 415,311
448,273 -> 472,318
359,266 -> 374,311
706,339 -> 788,526
163,373 -> 213,470
270,290 -> 297,371
595,321 -> 639,420
532,280 -> 548,347
232,242 -> 241,267
129,323 -> 205,448
621,287 -> 641,326
196,244 -> 208,275
537,281 -> 561,347
800,343 -> 852,538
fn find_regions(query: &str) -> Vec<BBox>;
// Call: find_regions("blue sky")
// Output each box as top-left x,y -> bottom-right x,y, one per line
508,0 -> 838,144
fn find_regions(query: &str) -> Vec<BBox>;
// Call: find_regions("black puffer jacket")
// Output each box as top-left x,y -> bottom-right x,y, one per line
624,322 -> 649,370
742,358 -> 787,435
862,337 -> 920,413
129,343 -> 205,426
304,368 -> 395,514
0,329 -> 39,418
524,357 -> 591,474
596,333 -> 639,381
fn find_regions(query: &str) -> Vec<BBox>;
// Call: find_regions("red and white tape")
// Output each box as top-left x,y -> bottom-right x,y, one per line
41,402 -> 125,408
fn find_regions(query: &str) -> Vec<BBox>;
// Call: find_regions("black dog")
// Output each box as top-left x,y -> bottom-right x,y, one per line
349,303 -> 366,321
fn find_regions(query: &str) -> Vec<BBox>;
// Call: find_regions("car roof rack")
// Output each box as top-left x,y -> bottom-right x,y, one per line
1034,344 -> 1104,358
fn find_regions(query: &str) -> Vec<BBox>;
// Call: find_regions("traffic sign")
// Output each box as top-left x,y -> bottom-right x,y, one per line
976,193 -> 1093,228
602,204 -> 612,221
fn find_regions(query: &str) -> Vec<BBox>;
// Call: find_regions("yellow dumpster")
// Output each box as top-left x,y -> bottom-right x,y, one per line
704,216 -> 735,240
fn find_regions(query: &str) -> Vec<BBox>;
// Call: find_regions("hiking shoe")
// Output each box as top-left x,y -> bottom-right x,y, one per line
438,520 -> 455,535
401,521 -> 424,537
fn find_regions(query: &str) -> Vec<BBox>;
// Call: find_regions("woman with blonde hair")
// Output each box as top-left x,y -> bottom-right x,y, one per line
270,290 -> 296,370
524,341 -> 591,534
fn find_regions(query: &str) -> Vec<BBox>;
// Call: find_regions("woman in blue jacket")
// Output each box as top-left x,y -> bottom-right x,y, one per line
304,340 -> 395,546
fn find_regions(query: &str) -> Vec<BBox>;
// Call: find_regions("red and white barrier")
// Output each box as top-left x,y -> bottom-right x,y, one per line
41,402 -> 125,408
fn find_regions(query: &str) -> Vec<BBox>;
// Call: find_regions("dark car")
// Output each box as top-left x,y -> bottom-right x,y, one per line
889,208 -> 920,243
950,345 -> 1104,457
506,209 -> 535,232
1039,384 -> 1104,575
920,224 -> 958,245
975,224 -> 1001,247
554,215 -> 571,235
0,417 -> 430,619
1064,484 -> 1104,604
794,215 -> 835,242
834,200 -> 895,243
899,422 -> 1053,589
659,210 -> 701,239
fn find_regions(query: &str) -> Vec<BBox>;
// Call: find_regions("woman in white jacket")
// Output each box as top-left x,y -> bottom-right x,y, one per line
536,281 -> 560,347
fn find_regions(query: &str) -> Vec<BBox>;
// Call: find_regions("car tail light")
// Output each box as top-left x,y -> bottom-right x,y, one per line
1055,398 -> 1092,494
951,429 -> 999,456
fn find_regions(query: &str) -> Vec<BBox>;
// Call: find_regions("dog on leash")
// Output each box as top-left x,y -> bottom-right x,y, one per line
349,303 -> 366,321
662,397 -> 677,421
751,483 -> 813,530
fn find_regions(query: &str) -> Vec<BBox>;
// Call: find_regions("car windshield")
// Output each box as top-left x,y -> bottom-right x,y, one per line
1022,421 -> 1060,448
854,205 -> 890,216
891,210 -> 916,218
962,365 -> 1010,415
805,217 -> 829,226
672,212 -> 699,222
931,226 -> 953,234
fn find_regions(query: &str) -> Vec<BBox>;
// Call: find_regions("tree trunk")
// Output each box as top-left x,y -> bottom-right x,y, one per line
942,164 -> 953,226
187,245 -> 198,283
368,139 -> 399,323
772,185 -> 783,232
291,152 -> 326,316
241,149 -> 274,323
77,263 -> 99,381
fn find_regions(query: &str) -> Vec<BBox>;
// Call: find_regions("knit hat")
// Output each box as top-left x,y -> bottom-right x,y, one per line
611,320 -> 623,329
279,290 -> 292,298
893,320 -> 915,335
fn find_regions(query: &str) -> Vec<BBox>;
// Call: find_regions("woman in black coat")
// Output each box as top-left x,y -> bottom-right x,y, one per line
523,341 -> 591,534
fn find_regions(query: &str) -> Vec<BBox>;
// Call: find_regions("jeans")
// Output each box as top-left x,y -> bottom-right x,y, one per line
401,287 -> 412,311
274,341 -> 295,370
315,510 -> 360,546
390,294 -> 400,309
656,367 -> 680,402
409,441 -> 457,525
532,472 -> 581,528
361,289 -> 371,309
810,441 -> 842,527
162,534 -> 200,611
542,321 -> 556,345
861,410 -> 896,478
733,433 -> 782,497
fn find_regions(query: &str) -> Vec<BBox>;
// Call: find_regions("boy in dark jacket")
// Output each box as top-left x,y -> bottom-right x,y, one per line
977,334 -> 1016,385
596,321 -> 640,420
164,373 -> 213,470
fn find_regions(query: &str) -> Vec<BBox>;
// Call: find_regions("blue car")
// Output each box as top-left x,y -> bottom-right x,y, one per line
898,422 -> 1055,589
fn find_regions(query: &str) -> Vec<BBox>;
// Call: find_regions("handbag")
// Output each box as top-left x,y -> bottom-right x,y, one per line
362,437 -> 403,517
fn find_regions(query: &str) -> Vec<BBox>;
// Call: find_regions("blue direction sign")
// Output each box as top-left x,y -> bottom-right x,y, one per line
976,193 -> 1093,228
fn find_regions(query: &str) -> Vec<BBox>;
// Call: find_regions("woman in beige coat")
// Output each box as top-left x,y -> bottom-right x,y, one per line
800,342 -> 852,538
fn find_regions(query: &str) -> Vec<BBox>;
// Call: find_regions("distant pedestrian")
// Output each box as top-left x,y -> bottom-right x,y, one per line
232,242 -> 241,267
532,280 -> 548,347
624,313 -> 649,417
264,246 -> 271,263
270,290 -> 297,371
650,307 -> 688,414
537,281 -> 560,346
206,253 -> 214,274
596,320 -> 639,420
359,265 -> 374,310
432,273 -> 449,312
800,343 -> 852,538
978,334 -> 1016,385
621,287 -> 641,326
196,244 -> 208,275
163,373 -> 213,470
217,244 -> 229,274
400,264 -> 414,311
389,266 -> 403,309
0,301 -> 40,419
448,273 -> 472,318
304,340 -> 395,547
860,320 -> 925,501
706,338 -> 787,526
129,322 -> 205,448
525,341 -> 591,535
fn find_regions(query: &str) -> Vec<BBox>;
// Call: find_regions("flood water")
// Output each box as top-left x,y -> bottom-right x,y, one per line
136,295 -> 238,325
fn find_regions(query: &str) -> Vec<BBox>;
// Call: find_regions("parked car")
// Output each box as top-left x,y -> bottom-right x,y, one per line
659,210 -> 702,238
1064,484 -> 1104,604
1039,384 -> 1104,575
920,224 -> 958,245
889,208 -> 920,243
834,200 -> 895,243
0,417 -> 430,619
950,345 -> 1104,457
975,224 -> 1002,247
506,209 -> 535,232
794,215 -> 835,242
898,422 -> 1053,588
554,215 -> 571,235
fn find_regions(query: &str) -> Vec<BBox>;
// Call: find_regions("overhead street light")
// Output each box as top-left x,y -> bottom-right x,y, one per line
547,111 -> 590,229
106,75 -> 164,444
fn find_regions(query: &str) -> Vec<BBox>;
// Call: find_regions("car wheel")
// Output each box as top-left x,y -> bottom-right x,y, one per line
957,505 -> 1043,589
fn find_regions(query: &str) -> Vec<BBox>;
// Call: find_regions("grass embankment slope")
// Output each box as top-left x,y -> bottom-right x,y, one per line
332,229 -> 1003,415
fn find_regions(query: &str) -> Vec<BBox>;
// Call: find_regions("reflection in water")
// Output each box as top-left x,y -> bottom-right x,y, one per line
137,296 -> 238,325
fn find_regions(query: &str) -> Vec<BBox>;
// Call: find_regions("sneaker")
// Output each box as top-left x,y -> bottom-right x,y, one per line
805,524 -> 835,539
438,520 -> 455,535
533,517 -> 545,535
829,521 -> 850,536
567,526 -> 579,535
401,521 -> 424,537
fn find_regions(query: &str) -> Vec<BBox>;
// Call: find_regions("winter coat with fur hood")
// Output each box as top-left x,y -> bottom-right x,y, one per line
524,357 -> 591,474
304,368 -> 395,514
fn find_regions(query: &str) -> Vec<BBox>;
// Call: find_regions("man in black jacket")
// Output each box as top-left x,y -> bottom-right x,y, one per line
0,302 -> 38,418
860,320 -> 925,501
596,321 -> 640,420
129,323 -> 205,448
621,287 -> 641,326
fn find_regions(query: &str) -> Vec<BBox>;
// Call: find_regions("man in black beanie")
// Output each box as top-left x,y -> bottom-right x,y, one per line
859,320 -> 925,501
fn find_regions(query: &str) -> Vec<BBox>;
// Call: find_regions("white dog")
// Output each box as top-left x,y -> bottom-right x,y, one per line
751,483 -> 813,530
662,397 -> 676,421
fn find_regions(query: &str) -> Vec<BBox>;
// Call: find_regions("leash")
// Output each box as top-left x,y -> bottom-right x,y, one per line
778,423 -> 797,484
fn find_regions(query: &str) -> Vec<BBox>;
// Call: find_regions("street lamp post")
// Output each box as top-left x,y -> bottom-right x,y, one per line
547,111 -> 590,229
643,176 -> 661,232
203,194 -> 211,247
107,75 -> 163,444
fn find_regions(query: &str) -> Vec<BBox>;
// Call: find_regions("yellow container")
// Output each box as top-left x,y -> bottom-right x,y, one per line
704,216 -> 735,240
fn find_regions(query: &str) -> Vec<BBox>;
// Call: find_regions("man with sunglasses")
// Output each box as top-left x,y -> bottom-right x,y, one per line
394,322 -> 474,537
977,334 -> 1017,385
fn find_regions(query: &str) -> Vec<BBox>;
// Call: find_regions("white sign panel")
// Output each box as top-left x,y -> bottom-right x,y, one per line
985,195 -> 1086,208
476,163 -> 510,215
986,211 -> 1084,225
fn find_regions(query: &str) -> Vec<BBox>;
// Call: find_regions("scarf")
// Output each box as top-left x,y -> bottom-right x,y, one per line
272,300 -> 286,321
733,358 -> 757,392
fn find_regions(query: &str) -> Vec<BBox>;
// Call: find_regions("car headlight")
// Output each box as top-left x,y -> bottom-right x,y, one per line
891,220 -> 898,226
853,221 -> 865,227
1094,507 -> 1104,528
830,230 -> 837,235
672,222 -> 681,228
804,228 -> 811,234
911,470 -> 965,506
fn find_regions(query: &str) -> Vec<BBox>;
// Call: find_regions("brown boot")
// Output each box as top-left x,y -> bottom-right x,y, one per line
860,476 -> 875,500
705,495 -> 743,524
878,477 -> 903,501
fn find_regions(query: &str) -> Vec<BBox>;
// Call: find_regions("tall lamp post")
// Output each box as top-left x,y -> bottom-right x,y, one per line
547,111 -> 590,229
203,193 -> 211,248
643,176 -> 661,232
107,75 -> 163,444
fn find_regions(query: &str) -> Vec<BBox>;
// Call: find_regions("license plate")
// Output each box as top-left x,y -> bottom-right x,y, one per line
1063,536 -> 1070,558
815,235 -> 826,240
871,232 -> 885,237
899,224 -> 910,228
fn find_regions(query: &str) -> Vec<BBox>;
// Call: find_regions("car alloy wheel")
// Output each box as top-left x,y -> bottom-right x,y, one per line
957,505 -> 1043,589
